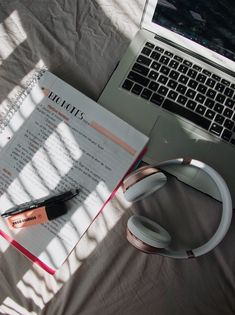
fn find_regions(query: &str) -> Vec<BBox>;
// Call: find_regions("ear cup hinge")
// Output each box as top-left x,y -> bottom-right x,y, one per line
122,166 -> 160,192
186,250 -> 195,259
182,157 -> 192,165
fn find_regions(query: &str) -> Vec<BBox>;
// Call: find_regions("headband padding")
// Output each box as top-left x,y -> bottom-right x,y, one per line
124,171 -> 167,202
127,215 -> 171,248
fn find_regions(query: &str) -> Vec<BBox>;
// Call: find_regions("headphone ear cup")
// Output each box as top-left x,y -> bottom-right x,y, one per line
124,171 -> 167,202
127,215 -> 171,251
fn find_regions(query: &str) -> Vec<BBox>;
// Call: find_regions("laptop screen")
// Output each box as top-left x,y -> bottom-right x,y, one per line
152,0 -> 235,62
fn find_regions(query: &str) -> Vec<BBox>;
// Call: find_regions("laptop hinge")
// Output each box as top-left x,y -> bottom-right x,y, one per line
154,34 -> 235,78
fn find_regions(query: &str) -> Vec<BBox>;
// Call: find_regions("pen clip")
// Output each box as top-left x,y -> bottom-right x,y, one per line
44,189 -> 79,205
1,189 -> 79,218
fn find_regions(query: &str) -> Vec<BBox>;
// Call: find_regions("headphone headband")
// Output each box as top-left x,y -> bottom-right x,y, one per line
125,158 -> 233,259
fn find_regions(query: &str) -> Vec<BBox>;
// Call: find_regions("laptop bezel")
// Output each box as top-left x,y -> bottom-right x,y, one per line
141,0 -> 235,73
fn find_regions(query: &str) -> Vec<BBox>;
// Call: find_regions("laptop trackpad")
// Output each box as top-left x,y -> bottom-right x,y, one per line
144,115 -> 221,201
146,115 -> 212,161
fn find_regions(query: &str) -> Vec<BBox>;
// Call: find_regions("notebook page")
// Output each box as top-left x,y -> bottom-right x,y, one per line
0,71 -> 149,271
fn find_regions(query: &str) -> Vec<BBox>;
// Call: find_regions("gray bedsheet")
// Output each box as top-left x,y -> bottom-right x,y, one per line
0,1 -> 234,314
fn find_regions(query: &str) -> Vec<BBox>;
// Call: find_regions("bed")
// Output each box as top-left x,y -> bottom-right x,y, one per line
0,1 -> 234,314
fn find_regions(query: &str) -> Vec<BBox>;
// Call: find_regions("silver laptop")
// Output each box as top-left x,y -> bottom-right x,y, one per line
98,0 -> 235,206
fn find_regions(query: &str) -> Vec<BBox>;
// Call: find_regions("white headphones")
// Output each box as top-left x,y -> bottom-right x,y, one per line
122,158 -> 233,259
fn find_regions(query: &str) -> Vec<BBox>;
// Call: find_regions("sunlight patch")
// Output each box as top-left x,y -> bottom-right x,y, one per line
0,10 -> 27,62
1,297 -> 38,315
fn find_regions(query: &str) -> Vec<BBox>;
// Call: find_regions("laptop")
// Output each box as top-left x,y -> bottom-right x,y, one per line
98,0 -> 235,206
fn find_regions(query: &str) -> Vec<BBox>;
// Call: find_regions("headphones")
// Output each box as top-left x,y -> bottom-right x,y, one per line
122,158 -> 233,259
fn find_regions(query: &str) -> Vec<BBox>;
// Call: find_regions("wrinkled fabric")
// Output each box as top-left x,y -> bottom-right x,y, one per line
0,0 -> 140,118
0,1 -> 234,314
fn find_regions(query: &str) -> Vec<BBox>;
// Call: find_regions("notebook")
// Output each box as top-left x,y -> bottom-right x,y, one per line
98,0 -> 235,206
0,70 -> 148,274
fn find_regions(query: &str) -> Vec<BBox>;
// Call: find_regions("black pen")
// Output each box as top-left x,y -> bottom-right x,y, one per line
1,188 -> 80,229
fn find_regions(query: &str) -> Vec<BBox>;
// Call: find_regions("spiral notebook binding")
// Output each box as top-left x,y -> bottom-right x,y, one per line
0,67 -> 47,133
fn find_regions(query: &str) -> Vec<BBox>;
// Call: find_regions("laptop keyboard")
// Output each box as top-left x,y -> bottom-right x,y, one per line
121,41 -> 235,146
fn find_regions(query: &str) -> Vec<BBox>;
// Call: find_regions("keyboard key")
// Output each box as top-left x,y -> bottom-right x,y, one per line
141,88 -> 152,100
224,119 -> 234,130
215,93 -> 226,104
150,93 -> 164,106
128,71 -> 150,87
197,84 -> 207,94
168,90 -> 178,100
132,63 -> 149,76
155,46 -> 164,53
210,123 -> 223,136
159,55 -> 170,65
231,138 -> 235,145
176,84 -> 187,94
215,83 -> 225,93
221,79 -> 230,86
186,100 -> 197,110
222,129 -> 232,141
212,74 -> 221,81
215,114 -> 225,124
205,78 -> 216,88
160,65 -> 170,75
178,64 -> 188,74
214,103 -> 224,113
158,86 -> 169,96
195,93 -> 206,104
169,60 -> 179,69
148,70 -> 159,80
151,51 -> 161,61
122,79 -> 134,91
204,99 -> 215,109
174,55 -> 183,62
146,42 -> 154,49
196,73 -> 206,83
193,64 -> 202,71
162,99 -> 211,130
149,81 -> 159,91
177,95 -> 187,105
224,87 -> 234,98
132,84 -> 143,95
136,55 -> 152,66
188,79 -> 198,89
223,108 -> 233,118
167,79 -> 177,89
205,109 -> 215,119
151,61 -> 161,70
169,70 -> 179,80
183,60 -> 192,67
225,98 -> 235,108
179,75 -> 189,84
206,89 -> 216,99
187,69 -> 197,78
185,89 -> 196,98
196,105 -> 206,115
141,47 -> 152,56
202,69 -> 211,76
164,51 -> 173,57
158,75 -> 168,84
